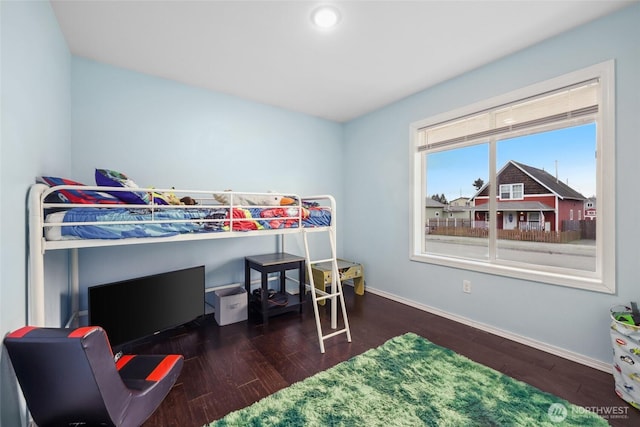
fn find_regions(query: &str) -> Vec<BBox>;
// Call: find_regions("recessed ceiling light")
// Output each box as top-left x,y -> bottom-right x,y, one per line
311,5 -> 341,29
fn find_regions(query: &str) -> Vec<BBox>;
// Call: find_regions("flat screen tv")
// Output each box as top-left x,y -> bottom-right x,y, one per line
88,265 -> 205,349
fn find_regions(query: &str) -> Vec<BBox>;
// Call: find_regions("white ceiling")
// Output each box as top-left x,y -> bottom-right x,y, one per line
51,0 -> 634,122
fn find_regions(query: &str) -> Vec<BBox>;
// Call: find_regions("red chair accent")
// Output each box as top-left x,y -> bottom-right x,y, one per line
3,326 -> 183,427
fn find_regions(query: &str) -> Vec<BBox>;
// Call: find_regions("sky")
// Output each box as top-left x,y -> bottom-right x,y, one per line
426,123 -> 596,202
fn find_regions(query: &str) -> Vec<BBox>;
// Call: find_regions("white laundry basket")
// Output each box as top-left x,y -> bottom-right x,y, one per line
610,304 -> 640,409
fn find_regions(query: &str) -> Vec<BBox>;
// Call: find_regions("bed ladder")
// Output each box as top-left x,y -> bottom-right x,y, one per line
302,228 -> 351,353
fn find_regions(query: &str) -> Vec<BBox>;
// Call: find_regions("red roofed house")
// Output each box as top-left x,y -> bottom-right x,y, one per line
471,161 -> 586,233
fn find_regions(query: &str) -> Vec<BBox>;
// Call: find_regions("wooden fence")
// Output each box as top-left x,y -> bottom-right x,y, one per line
427,219 -> 588,243
563,219 -> 596,239
496,229 -> 582,243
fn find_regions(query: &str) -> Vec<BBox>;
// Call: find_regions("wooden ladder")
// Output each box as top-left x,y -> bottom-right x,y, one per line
302,228 -> 351,353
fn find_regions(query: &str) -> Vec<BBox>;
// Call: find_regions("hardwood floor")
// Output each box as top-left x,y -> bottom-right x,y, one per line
132,287 -> 638,426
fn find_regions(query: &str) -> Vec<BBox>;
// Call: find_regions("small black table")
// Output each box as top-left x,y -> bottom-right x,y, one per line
244,253 -> 306,325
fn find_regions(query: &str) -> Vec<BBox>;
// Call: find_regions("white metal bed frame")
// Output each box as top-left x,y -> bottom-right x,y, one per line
27,183 -> 342,340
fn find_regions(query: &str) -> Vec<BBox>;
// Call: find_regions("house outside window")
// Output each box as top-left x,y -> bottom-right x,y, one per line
410,61 -> 615,293
584,198 -> 597,221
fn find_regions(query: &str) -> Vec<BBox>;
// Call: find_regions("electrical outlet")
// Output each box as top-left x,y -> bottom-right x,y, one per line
463,280 -> 471,293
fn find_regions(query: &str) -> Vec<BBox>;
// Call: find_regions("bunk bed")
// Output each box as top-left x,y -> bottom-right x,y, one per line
27,179 -> 337,329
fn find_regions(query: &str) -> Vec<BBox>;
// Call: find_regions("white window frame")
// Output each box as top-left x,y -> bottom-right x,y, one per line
409,60 -> 615,293
512,183 -> 523,200
499,183 -> 524,200
500,184 -> 511,200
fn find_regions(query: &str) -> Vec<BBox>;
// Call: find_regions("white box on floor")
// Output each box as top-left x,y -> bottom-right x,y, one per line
214,287 -> 248,326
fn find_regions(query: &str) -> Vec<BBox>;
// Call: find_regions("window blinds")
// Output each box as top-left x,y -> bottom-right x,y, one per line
417,79 -> 599,151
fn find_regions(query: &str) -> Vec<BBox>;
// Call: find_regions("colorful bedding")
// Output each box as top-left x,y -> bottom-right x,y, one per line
38,173 -> 332,241
44,206 -> 331,241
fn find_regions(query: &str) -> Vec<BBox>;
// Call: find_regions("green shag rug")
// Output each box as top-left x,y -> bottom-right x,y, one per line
206,333 -> 607,426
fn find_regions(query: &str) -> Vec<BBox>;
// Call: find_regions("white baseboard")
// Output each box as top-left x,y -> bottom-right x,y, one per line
365,286 -> 612,373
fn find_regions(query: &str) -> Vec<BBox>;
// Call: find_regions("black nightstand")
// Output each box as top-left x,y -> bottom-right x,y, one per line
244,253 -> 305,325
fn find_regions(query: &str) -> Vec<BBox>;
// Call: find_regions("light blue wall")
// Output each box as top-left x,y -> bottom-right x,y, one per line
0,0 -> 71,424
70,58 -> 344,309
342,3 -> 640,365
2,4 -> 638,424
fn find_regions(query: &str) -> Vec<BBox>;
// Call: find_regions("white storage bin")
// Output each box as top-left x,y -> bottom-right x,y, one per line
214,287 -> 248,326
610,304 -> 640,409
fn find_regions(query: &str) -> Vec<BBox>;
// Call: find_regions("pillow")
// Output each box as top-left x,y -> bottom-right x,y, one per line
37,176 -> 123,204
95,169 -> 150,204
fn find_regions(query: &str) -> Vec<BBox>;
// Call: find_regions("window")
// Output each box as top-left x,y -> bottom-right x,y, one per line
500,183 -> 523,200
410,61 -> 615,293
